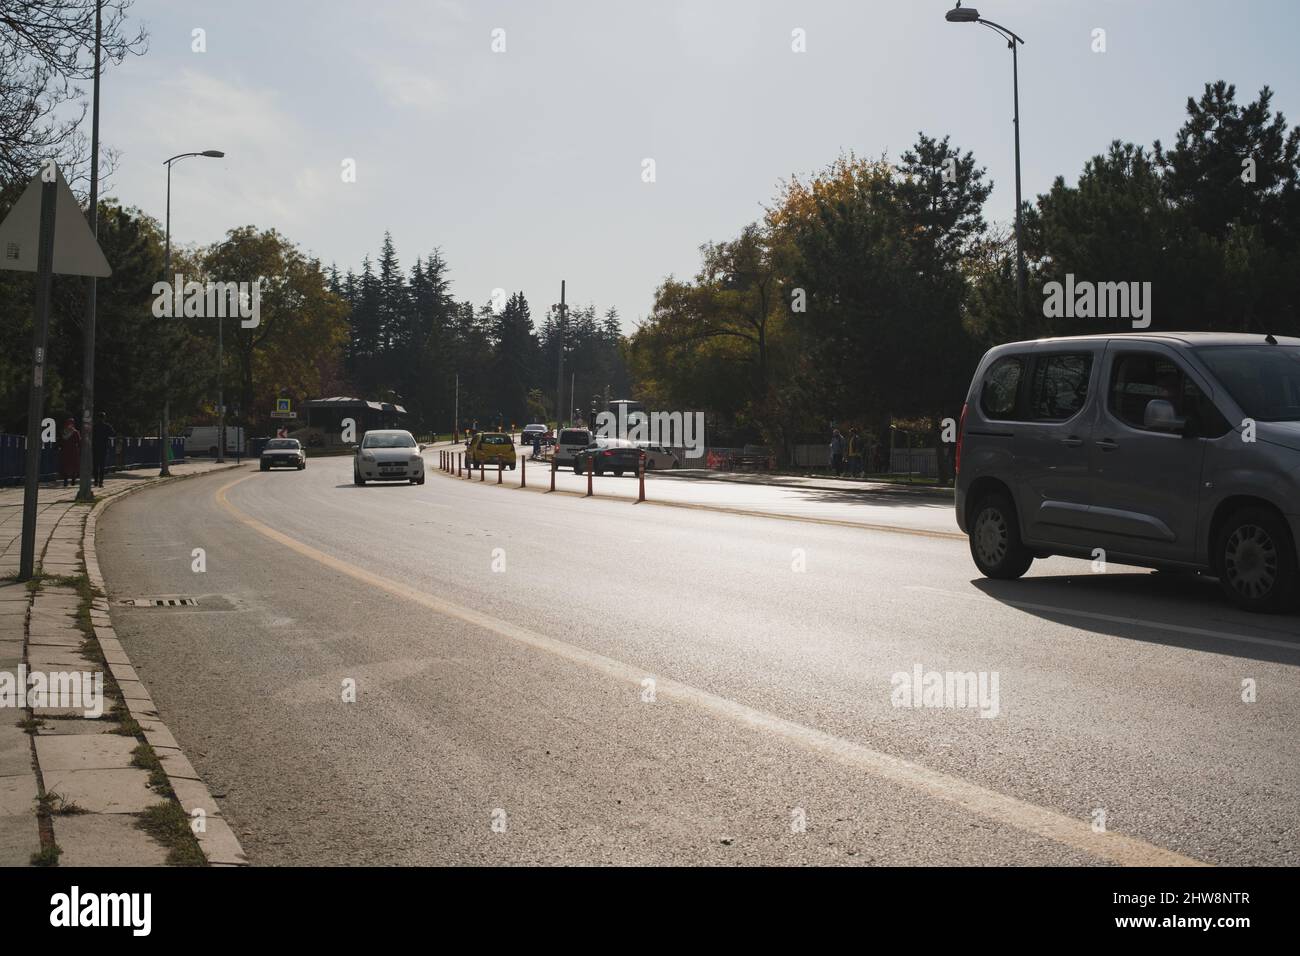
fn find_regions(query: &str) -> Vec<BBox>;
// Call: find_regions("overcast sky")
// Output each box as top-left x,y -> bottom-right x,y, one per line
98,0 -> 1300,331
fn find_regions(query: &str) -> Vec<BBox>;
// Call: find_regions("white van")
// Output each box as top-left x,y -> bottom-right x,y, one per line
555,428 -> 592,465
183,425 -> 245,457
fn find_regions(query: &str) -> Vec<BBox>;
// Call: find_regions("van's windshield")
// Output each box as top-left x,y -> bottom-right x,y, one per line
1196,346 -> 1300,422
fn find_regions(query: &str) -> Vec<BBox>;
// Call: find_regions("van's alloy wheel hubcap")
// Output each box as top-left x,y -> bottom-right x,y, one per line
975,508 -> 1009,565
1224,524 -> 1277,598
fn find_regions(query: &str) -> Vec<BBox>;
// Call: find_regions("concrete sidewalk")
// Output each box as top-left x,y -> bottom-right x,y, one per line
0,460 -> 247,866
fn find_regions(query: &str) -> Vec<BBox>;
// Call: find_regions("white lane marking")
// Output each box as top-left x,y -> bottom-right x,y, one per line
904,585 -> 1300,651
216,473 -> 1204,866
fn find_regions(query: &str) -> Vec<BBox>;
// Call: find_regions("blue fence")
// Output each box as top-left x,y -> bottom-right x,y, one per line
0,434 -> 187,486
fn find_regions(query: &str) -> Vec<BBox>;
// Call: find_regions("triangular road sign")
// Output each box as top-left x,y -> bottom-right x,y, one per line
0,165 -> 111,277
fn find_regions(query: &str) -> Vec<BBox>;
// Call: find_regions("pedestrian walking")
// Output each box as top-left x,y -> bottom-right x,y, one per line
92,411 -> 115,487
58,418 -> 80,487
830,428 -> 845,477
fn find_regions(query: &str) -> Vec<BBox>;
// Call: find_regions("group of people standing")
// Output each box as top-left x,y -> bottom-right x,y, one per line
56,412 -> 116,488
828,426 -> 870,479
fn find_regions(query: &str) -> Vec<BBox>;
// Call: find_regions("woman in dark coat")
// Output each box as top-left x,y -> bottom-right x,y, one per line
59,418 -> 80,487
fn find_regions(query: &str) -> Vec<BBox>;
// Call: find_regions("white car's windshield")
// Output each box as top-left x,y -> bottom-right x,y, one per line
362,433 -> 416,448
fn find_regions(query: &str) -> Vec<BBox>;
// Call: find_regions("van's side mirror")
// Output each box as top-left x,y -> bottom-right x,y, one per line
1143,399 -> 1186,434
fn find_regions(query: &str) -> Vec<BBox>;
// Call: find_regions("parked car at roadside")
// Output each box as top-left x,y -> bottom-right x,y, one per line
468,432 -> 517,470
574,440 -> 644,477
555,428 -> 592,465
184,425 -> 245,457
260,438 -> 305,471
353,429 -> 426,485
521,423 -> 548,447
955,331 -> 1300,613
637,443 -> 680,470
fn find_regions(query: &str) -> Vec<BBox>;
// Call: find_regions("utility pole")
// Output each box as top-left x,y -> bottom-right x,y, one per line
76,0 -> 102,501
555,280 -> 566,428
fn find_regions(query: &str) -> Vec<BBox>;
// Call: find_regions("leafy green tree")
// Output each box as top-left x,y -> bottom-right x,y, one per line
201,226 -> 348,432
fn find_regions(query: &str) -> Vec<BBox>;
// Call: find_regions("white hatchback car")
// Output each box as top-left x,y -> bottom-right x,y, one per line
353,430 -> 425,485
637,443 -> 681,470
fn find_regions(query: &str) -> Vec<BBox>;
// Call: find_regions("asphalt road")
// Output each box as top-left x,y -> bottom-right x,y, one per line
97,450 -> 1300,866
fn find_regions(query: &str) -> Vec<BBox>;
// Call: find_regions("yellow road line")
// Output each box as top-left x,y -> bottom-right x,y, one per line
216,472 -> 1205,867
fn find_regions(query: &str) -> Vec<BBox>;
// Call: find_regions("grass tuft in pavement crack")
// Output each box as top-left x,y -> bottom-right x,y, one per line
30,844 -> 62,866
131,743 -> 173,796
37,791 -> 88,817
136,802 -> 207,866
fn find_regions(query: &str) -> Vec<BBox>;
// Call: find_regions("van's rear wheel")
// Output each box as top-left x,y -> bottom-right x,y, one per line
969,492 -> 1034,579
1215,507 -> 1297,613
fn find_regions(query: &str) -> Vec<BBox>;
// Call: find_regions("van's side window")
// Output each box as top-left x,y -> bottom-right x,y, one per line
1028,353 -> 1092,421
1109,353 -> 1230,437
980,357 -> 1025,420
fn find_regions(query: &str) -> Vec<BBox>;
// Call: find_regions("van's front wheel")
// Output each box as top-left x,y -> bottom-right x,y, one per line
1215,507 -> 1298,613
969,492 -> 1034,579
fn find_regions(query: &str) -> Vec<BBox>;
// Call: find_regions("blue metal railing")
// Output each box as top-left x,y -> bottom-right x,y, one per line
0,434 -> 187,485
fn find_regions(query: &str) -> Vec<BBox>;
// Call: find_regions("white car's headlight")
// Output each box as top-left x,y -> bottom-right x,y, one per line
361,451 -> 374,461
410,455 -> 422,465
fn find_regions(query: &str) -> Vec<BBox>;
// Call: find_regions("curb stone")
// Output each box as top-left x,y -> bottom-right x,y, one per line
81,463 -> 248,865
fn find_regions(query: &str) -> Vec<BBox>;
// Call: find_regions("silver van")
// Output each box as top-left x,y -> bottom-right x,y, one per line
955,332 -> 1300,613
555,427 -> 592,465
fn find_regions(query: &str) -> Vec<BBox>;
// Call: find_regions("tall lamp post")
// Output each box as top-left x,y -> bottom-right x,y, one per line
945,3 -> 1026,332
160,149 -> 224,475
76,0 -> 102,501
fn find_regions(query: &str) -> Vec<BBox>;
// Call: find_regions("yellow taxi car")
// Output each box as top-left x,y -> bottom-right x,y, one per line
467,432 -> 517,471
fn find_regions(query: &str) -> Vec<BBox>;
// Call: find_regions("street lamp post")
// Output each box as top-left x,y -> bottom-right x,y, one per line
216,304 -> 224,462
945,3 -> 1026,333
76,0 -> 102,502
160,149 -> 224,476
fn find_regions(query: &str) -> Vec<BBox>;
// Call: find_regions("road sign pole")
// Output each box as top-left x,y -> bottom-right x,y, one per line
19,180 -> 58,581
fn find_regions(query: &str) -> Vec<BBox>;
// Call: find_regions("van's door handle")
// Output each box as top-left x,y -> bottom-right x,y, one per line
1060,436 -> 1083,447
1095,438 -> 1118,451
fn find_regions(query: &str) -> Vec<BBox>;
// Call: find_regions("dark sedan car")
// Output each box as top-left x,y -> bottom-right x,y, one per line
573,441 -> 644,476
